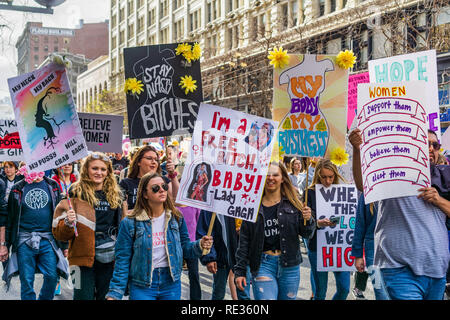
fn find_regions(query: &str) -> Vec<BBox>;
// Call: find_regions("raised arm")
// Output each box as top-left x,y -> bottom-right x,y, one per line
349,128 -> 363,192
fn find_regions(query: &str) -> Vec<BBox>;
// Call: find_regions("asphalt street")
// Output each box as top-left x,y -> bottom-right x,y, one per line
0,244 -> 375,300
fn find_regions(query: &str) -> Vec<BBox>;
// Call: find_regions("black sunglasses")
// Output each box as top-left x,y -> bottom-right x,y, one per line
150,183 -> 169,193
428,141 -> 441,151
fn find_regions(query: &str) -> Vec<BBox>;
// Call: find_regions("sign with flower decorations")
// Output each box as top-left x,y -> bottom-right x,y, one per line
176,103 -> 278,223
123,43 -> 203,139
271,49 -> 350,162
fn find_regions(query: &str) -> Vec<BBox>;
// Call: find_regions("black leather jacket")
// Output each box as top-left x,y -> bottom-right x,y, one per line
233,197 -> 316,279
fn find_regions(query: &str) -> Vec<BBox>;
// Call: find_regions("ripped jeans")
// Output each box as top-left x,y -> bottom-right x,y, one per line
251,253 -> 300,300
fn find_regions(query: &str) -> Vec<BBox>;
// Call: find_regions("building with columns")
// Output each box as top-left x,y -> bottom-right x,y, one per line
109,0 -> 449,118
76,55 -> 110,112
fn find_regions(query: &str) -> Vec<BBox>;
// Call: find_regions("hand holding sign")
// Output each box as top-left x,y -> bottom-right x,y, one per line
357,82 -> 431,203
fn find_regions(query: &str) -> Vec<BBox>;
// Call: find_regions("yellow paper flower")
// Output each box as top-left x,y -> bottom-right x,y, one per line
124,78 -> 144,96
267,46 -> 290,69
179,75 -> 197,95
330,147 -> 349,167
192,43 -> 202,61
336,50 -> 356,69
183,50 -> 195,63
175,43 -> 192,56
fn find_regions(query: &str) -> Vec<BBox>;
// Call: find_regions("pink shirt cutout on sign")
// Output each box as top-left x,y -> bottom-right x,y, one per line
347,72 -> 369,129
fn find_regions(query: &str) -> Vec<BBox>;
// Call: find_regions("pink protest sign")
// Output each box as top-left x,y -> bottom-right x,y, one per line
347,72 -> 369,129
357,82 -> 431,203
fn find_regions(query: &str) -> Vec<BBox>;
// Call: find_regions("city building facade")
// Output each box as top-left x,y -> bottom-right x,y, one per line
109,0 -> 449,120
16,20 -> 109,75
76,55 -> 111,112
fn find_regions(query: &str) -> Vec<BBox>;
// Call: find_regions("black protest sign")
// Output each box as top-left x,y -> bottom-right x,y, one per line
78,112 -> 124,153
123,43 -> 203,139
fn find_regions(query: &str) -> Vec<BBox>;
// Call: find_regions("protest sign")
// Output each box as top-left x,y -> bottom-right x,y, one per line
347,72 -> 369,130
0,118 -> 24,161
176,103 -> 277,223
316,184 -> 357,272
123,43 -> 203,139
272,54 -> 348,159
8,62 -> 88,173
368,50 -> 440,139
78,112 -> 123,153
357,81 -> 431,203
441,126 -> 450,151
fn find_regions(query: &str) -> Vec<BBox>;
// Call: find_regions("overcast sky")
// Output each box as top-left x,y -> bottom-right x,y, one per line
0,0 -> 109,100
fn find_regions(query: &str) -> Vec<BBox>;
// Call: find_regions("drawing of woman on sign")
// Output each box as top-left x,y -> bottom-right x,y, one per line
35,87 -> 65,149
187,163 -> 211,202
245,122 -> 274,152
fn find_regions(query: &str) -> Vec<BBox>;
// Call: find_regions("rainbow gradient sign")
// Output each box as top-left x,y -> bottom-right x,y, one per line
8,63 -> 88,173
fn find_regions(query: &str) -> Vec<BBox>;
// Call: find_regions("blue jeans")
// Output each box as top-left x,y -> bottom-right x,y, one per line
211,265 -> 252,300
364,240 -> 390,300
381,266 -> 446,300
129,267 -> 181,300
304,239 -> 316,297
212,265 -> 229,300
185,258 -> 201,300
308,250 -> 350,300
251,253 -> 300,300
236,265 -> 252,300
17,239 -> 58,300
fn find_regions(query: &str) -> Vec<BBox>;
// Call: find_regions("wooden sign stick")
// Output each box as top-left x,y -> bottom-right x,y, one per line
202,212 -> 216,255
303,158 -> 310,226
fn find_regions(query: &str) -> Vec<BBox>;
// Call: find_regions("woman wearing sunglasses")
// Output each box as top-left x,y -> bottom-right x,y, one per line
53,152 -> 124,300
106,172 -> 213,300
120,145 -> 179,215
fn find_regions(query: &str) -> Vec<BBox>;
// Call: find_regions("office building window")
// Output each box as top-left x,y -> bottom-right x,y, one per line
138,16 -> 145,33
160,27 -> 169,43
149,34 -> 156,44
148,8 -> 156,26
128,23 -> 135,38
319,0 -> 325,16
281,3 -> 288,30
174,19 -> 184,41
174,0 -> 184,10
119,30 -> 125,44
127,0 -> 134,14
190,9 -> 201,32
207,0 -> 220,23
161,0 -> 169,17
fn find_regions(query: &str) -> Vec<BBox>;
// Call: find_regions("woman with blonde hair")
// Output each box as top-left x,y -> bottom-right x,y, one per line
107,172 -> 213,300
235,162 -> 315,300
53,152 -> 124,300
305,159 -> 350,300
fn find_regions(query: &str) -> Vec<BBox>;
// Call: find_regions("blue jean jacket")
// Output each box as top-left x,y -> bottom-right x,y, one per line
107,210 -> 203,300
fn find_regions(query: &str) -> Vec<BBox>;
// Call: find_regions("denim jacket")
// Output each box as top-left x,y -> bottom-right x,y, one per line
107,209 -> 203,300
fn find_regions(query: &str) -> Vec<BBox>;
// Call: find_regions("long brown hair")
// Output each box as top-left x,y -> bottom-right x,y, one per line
309,159 -> 346,190
127,145 -> 162,179
70,152 -> 122,209
265,162 -> 304,212
129,172 -> 182,221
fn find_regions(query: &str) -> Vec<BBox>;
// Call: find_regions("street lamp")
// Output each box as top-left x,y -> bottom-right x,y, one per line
0,0 -> 65,14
